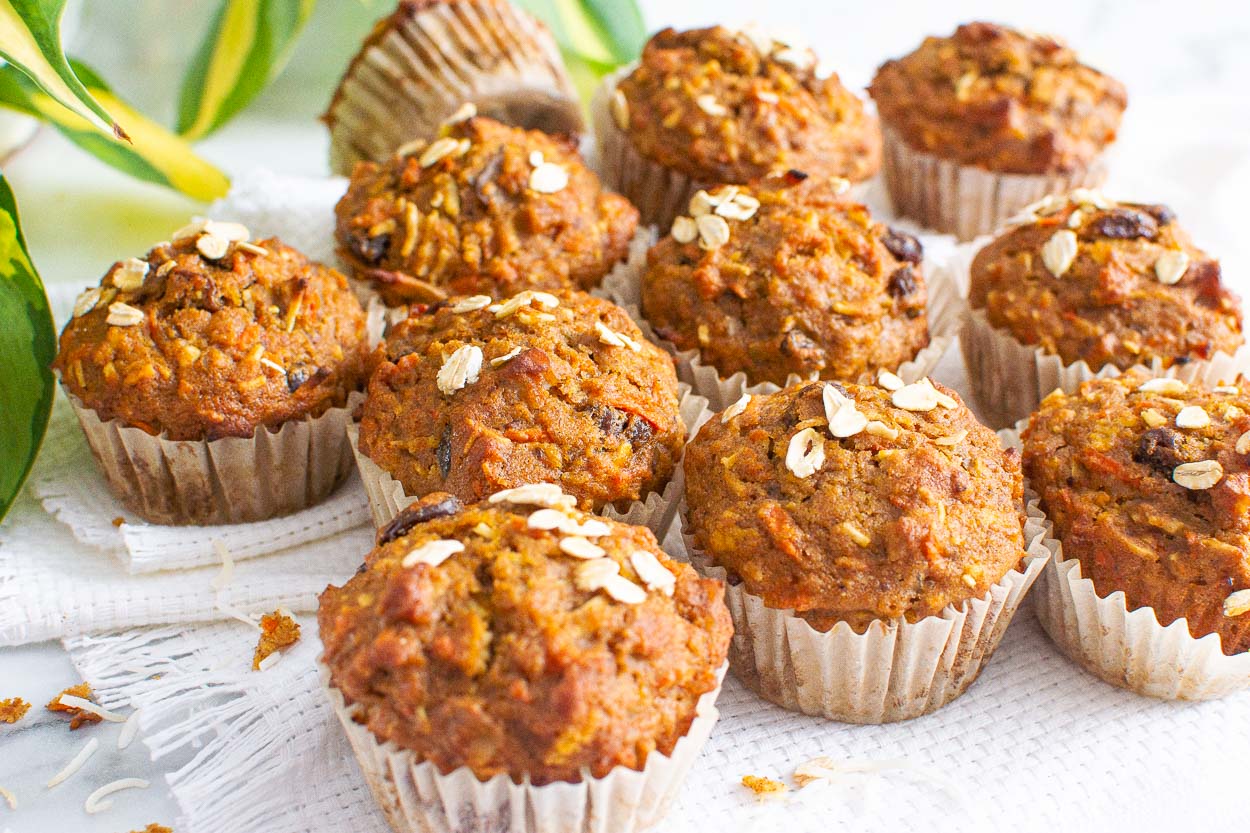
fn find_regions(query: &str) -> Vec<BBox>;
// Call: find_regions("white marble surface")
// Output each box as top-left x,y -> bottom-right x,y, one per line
2,1 -> 1249,831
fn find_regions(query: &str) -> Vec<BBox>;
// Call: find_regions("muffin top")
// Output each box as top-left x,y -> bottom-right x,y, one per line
335,114 -> 639,305
614,26 -> 881,185
1023,373 -> 1250,654
54,222 -> 370,441
684,378 -> 1026,632
968,190 -> 1243,370
318,490 -> 731,784
359,289 -> 685,511
640,180 -> 929,387
869,22 -> 1126,174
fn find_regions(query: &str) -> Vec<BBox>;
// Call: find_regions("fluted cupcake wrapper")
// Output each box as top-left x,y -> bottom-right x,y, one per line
590,66 -> 870,230
1002,422 -> 1250,699
940,241 -> 1250,429
601,240 -> 964,413
676,481 -> 1052,723
327,0 -> 583,176
348,385 -> 708,541
321,661 -> 725,833
880,125 -> 1109,241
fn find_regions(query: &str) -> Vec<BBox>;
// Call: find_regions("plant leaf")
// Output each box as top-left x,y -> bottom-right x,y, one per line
0,0 -> 125,138
0,61 -> 229,201
177,0 -> 317,140
0,173 -> 54,523
516,0 -> 646,69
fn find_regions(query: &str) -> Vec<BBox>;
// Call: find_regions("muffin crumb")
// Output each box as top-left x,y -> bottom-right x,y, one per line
0,697 -> 30,724
741,774 -> 789,800
252,610 -> 301,671
46,683 -> 103,729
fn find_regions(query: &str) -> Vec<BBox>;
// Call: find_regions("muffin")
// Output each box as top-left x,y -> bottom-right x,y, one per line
639,179 -> 931,395
353,289 -> 688,530
1023,373 -> 1250,697
962,189 -> 1244,427
319,490 -> 731,832
682,377 -> 1047,721
870,22 -> 1127,239
54,221 -> 371,524
335,115 -> 639,306
325,0 -> 583,176
593,25 -> 881,226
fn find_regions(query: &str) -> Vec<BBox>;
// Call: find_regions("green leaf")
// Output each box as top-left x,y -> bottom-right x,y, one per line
0,174 -> 54,523
0,0 -> 125,139
177,0 -> 317,140
0,61 -> 230,201
516,0 -> 646,69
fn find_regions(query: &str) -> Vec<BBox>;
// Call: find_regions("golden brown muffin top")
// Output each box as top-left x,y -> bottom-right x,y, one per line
870,22 -> 1126,174
684,378 -> 1026,632
969,190 -> 1243,370
359,289 -> 685,511
54,224 -> 370,441
318,490 -> 731,784
614,26 -> 881,185
1023,373 -> 1250,653
335,115 -> 638,306
640,179 -> 928,386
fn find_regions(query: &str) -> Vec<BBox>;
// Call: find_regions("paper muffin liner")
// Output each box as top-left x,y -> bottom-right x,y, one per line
327,0 -> 583,176
321,661 -> 725,833
602,240 -> 964,413
1000,421 -> 1250,699
943,240 -> 1250,429
64,389 -> 360,526
348,385 -> 708,540
880,125 -> 1109,241
591,66 -> 870,229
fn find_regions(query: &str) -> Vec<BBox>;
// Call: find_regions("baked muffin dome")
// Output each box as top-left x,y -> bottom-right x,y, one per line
1024,373 -> 1250,655
614,26 -> 880,186
334,115 -> 638,306
968,191 -> 1243,370
869,22 -> 1126,175
54,223 -> 370,440
318,490 -> 732,784
640,180 -> 929,386
358,289 -> 684,511
684,378 -> 1026,632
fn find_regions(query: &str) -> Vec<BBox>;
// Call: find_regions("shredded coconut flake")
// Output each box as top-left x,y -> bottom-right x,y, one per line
722,394 -> 751,423
47,738 -> 99,788
84,778 -> 150,814
0,785 -> 15,810
57,695 -> 125,723
117,709 -> 142,750
490,346 -> 524,366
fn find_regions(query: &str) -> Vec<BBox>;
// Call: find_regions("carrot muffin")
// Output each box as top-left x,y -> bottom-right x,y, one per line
597,25 -> 880,224
1024,373 -> 1250,655
641,180 -> 929,387
969,192 -> 1242,371
318,490 -> 732,785
870,22 -> 1127,238
335,115 -> 638,306
684,378 -> 1026,632
357,289 -> 684,512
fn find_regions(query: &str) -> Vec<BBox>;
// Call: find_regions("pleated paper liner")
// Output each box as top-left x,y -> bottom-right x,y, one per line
590,65 -> 870,229
678,504 -> 1051,724
601,239 -> 964,413
999,421 -> 1250,699
326,0 -> 583,177
63,388 -> 361,526
939,239 -> 1250,429
348,385 -> 709,540
879,125 -> 1110,242
321,661 -> 725,833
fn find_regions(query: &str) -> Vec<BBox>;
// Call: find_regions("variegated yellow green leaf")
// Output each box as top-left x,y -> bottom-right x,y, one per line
0,0 -> 124,138
517,0 -> 646,67
0,61 -> 229,201
0,174 -> 54,522
177,0 -> 316,140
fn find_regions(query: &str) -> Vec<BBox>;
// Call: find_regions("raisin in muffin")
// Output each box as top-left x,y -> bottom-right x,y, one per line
1024,373 -> 1250,656
335,115 -> 638,305
641,180 -> 929,388
684,378 -> 1026,632
357,290 -> 684,513
318,490 -> 731,785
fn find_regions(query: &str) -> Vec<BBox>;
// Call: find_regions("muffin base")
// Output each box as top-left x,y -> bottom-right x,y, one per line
1002,422 -> 1250,699
321,661 -> 725,833
880,126 -> 1108,241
